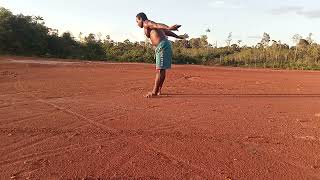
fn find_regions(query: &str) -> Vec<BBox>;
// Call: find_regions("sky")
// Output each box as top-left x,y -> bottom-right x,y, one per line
1,0 -> 320,46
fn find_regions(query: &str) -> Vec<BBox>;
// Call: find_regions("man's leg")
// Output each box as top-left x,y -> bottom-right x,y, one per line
145,69 -> 165,98
158,70 -> 166,95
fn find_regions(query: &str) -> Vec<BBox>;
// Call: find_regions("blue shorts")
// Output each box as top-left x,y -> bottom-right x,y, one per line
155,39 -> 172,70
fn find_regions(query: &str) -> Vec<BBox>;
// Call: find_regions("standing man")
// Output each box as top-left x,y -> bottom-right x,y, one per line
136,12 -> 188,98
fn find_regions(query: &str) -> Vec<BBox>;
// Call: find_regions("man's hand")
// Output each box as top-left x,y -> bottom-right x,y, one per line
178,33 -> 189,39
164,30 -> 189,40
169,24 -> 182,31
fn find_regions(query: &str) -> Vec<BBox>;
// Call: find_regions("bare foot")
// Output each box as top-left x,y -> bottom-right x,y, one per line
144,92 -> 158,98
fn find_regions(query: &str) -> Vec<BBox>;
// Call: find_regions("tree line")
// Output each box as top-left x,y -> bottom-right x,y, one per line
1,7 -> 319,70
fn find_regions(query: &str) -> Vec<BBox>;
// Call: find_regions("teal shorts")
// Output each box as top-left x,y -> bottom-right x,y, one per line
155,39 -> 172,70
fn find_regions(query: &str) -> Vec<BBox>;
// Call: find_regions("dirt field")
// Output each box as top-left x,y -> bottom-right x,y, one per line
1,56 -> 320,180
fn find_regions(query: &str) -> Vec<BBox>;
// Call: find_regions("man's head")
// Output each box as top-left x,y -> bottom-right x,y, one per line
136,12 -> 148,28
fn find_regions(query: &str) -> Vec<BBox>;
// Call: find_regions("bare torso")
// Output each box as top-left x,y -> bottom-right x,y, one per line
144,28 -> 167,46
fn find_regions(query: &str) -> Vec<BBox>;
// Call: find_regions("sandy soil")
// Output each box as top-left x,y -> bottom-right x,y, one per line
1,56 -> 320,179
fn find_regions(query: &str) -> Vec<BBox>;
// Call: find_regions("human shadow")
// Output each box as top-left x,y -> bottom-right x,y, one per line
160,93 -> 320,98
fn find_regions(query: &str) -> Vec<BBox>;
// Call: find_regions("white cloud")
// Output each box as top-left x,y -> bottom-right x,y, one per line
208,0 -> 244,9
270,6 -> 303,14
209,0 -> 225,7
297,9 -> 320,18
270,6 -> 320,19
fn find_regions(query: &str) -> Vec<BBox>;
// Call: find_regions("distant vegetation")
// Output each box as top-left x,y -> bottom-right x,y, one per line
1,7 -> 319,70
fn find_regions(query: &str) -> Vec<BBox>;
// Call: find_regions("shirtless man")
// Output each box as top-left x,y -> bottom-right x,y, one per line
136,12 -> 188,98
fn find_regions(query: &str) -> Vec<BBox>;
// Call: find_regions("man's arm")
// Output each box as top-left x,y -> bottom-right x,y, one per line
144,20 -> 181,31
164,30 -> 189,39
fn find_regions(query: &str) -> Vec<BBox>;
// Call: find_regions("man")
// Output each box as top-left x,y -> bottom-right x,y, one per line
136,12 -> 188,98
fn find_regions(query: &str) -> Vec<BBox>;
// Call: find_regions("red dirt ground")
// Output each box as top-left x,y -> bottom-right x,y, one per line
1,56 -> 320,180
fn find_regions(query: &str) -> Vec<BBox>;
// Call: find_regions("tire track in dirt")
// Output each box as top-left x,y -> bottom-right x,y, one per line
6,67 -> 221,179
0,91 -> 39,97
102,135 -> 214,179
1,118 -> 220,179
0,104 -> 122,155
0,96 -> 70,110
0,77 -> 122,160
3,127 -> 213,171
0,110 -> 57,127
0,120 -> 82,159
0,104 -> 11,109
9,158 -> 50,180
135,137 -> 217,179
7,70 -> 216,178
37,99 -> 120,134
239,136 -> 320,179
0,100 -> 127,163
0,107 -> 85,153
0,135 -> 130,167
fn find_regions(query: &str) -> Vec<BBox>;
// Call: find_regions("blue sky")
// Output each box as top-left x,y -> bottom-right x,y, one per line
1,0 -> 320,46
